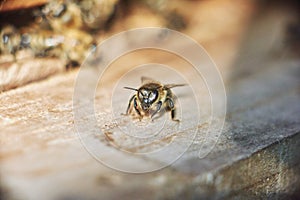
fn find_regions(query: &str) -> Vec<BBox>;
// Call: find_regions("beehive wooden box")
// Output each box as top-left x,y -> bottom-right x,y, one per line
1,0 -> 300,199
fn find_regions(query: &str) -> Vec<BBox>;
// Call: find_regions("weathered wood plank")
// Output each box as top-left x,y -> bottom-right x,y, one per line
1,0 -> 300,200
0,58 -> 65,92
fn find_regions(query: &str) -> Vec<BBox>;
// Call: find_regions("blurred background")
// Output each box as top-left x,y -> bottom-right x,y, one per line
0,0 -> 299,91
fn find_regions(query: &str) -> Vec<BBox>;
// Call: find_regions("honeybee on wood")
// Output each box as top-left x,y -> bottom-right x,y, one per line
124,77 -> 186,122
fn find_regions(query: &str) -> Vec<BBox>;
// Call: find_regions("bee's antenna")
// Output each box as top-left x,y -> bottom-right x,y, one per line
124,87 -> 138,91
163,84 -> 187,89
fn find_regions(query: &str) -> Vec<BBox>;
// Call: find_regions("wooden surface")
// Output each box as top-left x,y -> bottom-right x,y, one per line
1,1 -> 300,199
0,0 -> 47,12
0,58 -> 65,92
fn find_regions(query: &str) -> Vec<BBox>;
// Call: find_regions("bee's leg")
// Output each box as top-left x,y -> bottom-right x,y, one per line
151,101 -> 162,119
166,98 -> 180,122
12,52 -> 17,62
133,97 -> 142,117
66,60 -> 80,70
122,95 -> 135,115
171,109 -> 180,122
11,49 -> 17,62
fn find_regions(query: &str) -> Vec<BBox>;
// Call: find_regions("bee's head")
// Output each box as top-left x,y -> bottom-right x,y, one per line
137,88 -> 158,110
124,85 -> 159,110
43,2 -> 67,18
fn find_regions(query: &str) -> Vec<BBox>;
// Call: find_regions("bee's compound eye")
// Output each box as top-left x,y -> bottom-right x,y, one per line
138,90 -> 144,100
2,34 -> 9,44
139,89 -> 147,96
148,90 -> 157,102
52,3 -> 67,17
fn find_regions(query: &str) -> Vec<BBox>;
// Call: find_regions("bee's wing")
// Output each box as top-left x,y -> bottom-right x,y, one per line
141,76 -> 158,84
163,84 -> 187,89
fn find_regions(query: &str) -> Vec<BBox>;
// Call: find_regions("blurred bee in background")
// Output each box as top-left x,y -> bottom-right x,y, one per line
140,0 -> 186,30
78,0 -> 119,31
54,28 -> 97,67
35,0 -> 83,31
0,25 -> 21,57
0,24 -> 96,67
19,30 -> 64,57
0,25 -> 62,59
34,0 -> 119,32
28,0 -> 105,67
124,77 -> 186,122
1,0 -> 186,67
20,28 -> 96,67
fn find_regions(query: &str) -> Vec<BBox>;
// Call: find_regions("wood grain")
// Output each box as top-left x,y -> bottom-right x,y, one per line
1,1 -> 299,199
0,57 -> 65,92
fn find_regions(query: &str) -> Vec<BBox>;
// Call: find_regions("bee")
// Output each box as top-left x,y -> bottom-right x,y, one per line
0,24 -> 95,66
124,77 -> 186,121
0,25 -> 63,57
140,0 -> 186,30
19,30 -> 64,57
78,0 -> 119,31
35,0 -> 119,32
0,25 -> 21,56
37,0 -> 83,31
55,28 -> 96,68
